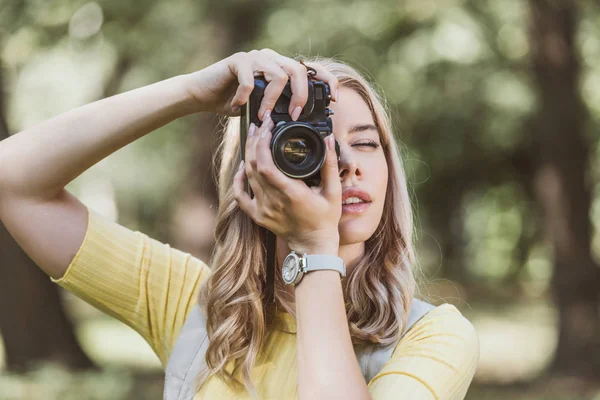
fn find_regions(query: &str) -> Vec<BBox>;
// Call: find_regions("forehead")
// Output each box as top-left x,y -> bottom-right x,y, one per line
329,87 -> 376,134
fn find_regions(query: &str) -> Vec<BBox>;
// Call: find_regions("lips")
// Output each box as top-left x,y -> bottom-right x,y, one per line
341,188 -> 372,214
342,187 -> 372,204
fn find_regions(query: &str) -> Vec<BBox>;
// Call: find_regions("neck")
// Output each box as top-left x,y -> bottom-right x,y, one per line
275,236 -> 365,300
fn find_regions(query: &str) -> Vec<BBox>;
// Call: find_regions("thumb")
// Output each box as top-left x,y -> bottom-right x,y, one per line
321,135 -> 341,201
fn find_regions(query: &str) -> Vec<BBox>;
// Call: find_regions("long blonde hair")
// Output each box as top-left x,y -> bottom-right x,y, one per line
195,56 -> 419,398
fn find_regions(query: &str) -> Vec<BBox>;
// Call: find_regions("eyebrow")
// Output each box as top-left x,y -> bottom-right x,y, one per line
347,124 -> 379,134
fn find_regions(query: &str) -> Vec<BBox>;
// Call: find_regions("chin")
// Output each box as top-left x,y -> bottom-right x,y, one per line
338,219 -> 377,246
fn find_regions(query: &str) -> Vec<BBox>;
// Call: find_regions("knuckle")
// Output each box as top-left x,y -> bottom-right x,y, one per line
295,63 -> 307,76
232,51 -> 246,61
239,81 -> 254,92
294,92 -> 308,104
273,199 -> 286,214
282,188 -> 296,205
256,209 -> 271,225
274,72 -> 288,83
261,207 -> 274,221
249,159 -> 258,171
263,168 -> 275,181
263,99 -> 277,109
256,164 -> 270,177
260,48 -> 276,56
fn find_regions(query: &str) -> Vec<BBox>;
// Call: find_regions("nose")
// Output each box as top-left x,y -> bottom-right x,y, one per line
337,145 -> 361,180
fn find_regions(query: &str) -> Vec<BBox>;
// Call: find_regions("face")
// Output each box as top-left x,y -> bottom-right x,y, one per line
329,87 -> 388,246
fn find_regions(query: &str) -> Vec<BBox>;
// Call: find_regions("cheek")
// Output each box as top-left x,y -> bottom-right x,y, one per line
373,157 -> 389,198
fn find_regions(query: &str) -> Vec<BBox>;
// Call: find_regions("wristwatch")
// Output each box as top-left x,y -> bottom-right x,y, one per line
281,251 -> 346,286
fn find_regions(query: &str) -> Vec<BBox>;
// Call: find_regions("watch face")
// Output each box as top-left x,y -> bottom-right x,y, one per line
282,254 -> 299,284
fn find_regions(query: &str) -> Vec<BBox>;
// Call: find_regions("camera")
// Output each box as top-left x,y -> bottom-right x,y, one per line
240,76 -> 340,188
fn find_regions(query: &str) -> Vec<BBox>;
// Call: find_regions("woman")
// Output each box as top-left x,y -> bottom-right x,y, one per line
0,49 -> 479,399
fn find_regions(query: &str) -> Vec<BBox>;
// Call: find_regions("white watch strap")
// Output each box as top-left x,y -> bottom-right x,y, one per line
303,254 -> 346,278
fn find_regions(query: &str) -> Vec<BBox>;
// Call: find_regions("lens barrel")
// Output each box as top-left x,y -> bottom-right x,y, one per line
271,122 -> 326,180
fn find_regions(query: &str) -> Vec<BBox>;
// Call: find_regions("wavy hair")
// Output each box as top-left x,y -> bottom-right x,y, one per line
194,56 -> 419,398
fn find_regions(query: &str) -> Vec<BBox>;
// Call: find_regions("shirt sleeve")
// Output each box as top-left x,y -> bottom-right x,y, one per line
367,304 -> 480,400
51,207 -> 212,367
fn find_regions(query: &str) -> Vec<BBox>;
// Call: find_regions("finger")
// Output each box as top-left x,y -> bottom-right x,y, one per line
301,61 -> 340,102
248,117 -> 274,173
246,118 -> 274,197
244,122 -> 262,199
233,160 -> 257,216
248,56 -> 289,120
254,120 -> 290,191
320,135 -> 342,201
258,67 -> 288,121
244,122 -> 258,164
228,53 -> 255,110
260,50 -> 308,121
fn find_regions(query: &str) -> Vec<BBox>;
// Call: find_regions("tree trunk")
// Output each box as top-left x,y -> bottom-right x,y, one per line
0,67 -> 95,372
529,0 -> 600,377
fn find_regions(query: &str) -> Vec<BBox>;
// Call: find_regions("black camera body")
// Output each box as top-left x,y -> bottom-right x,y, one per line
240,76 -> 339,188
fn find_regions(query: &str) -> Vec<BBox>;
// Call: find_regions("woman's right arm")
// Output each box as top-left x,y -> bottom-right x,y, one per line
0,73 -> 199,279
0,74 -> 198,202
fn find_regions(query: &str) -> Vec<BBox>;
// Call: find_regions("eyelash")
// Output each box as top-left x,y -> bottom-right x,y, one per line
353,140 -> 380,149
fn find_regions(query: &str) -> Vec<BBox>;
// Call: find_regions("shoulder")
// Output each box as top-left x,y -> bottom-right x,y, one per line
397,301 -> 480,362
369,303 -> 480,398
412,302 -> 477,331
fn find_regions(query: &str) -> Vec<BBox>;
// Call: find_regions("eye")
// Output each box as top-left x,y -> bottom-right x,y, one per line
352,140 -> 380,149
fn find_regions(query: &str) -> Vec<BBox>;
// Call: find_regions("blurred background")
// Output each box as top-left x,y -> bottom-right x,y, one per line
1,0 -> 600,399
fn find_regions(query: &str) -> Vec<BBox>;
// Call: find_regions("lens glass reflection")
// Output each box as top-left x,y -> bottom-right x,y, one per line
283,138 -> 312,164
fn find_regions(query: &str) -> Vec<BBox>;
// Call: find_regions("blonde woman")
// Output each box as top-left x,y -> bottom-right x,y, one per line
0,49 -> 479,399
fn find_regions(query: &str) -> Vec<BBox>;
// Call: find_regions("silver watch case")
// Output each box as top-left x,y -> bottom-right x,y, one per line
282,251 -> 305,286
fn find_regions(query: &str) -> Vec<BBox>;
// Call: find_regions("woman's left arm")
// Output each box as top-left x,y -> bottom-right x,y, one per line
294,266 -> 372,400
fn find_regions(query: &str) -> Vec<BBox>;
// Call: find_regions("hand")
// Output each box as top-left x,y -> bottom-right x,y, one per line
183,49 -> 339,118
232,117 -> 342,255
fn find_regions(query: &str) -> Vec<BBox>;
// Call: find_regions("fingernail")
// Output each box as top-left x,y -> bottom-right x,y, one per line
335,89 -> 339,102
238,160 -> 244,170
326,135 -> 334,150
263,109 -> 271,120
248,123 -> 256,137
291,106 -> 302,121
232,105 -> 240,112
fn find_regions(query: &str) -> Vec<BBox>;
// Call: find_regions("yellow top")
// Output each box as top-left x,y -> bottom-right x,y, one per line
52,208 -> 480,399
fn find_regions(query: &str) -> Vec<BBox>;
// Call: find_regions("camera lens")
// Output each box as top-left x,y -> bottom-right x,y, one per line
271,123 -> 326,180
283,138 -> 312,165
